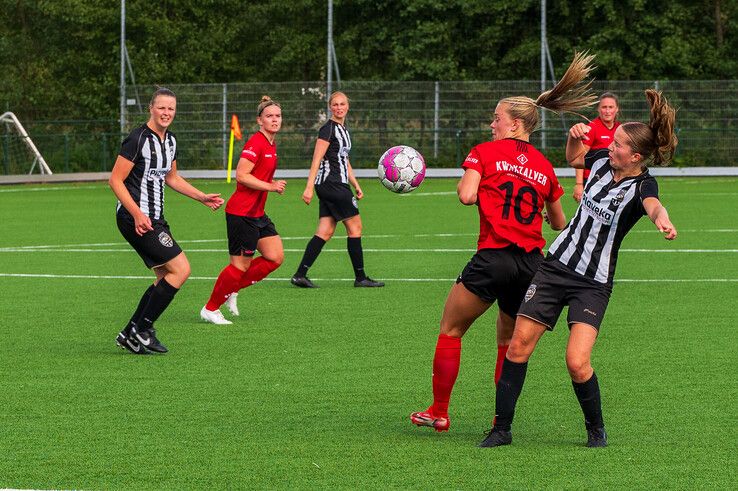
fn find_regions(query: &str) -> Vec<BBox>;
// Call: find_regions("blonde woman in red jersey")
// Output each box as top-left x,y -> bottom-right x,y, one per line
410,53 -> 597,433
567,92 -> 620,202
200,96 -> 287,324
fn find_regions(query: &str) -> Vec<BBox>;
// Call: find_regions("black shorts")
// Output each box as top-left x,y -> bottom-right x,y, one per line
315,181 -> 359,221
226,213 -> 279,257
456,245 -> 543,318
117,212 -> 183,269
517,257 -> 612,331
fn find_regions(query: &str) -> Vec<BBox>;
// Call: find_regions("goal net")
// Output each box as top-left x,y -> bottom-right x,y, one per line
0,112 -> 52,175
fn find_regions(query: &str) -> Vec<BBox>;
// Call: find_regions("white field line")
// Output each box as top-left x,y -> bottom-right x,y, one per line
1,273 -> 737,283
2,247 -> 738,254
1,229 -> 737,252
0,185 -> 107,193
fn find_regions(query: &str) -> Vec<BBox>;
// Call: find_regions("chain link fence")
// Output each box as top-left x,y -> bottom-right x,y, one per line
3,80 -> 737,174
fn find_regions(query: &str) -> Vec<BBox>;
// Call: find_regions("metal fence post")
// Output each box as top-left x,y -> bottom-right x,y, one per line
222,83 -> 227,169
434,81 -> 440,159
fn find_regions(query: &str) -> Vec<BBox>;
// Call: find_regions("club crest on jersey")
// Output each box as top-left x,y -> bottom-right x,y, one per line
524,284 -> 537,302
612,191 -> 626,206
158,232 -> 173,248
516,154 -> 528,165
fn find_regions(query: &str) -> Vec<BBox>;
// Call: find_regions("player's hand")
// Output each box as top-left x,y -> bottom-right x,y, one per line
572,184 -> 583,202
134,211 -> 153,236
355,187 -> 363,200
201,193 -> 224,210
271,180 -> 287,194
655,216 -> 677,240
302,187 -> 313,205
569,123 -> 591,140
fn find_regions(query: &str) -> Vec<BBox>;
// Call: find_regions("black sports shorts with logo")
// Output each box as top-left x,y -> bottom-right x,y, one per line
226,213 -> 278,257
117,211 -> 183,269
456,245 -> 543,318
517,257 -> 612,331
315,181 -> 359,221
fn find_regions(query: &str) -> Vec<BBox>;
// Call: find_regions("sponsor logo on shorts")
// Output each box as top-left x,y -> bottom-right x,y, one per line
158,232 -> 173,248
583,308 -> 598,317
524,284 -> 536,302
352,197 -> 358,208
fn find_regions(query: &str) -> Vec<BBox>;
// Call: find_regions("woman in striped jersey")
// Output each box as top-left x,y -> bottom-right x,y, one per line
109,87 -> 224,354
482,89 -> 678,448
291,91 -> 384,289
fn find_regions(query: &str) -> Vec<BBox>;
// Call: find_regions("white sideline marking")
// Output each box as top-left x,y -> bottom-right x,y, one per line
3,247 -> 738,254
0,273 -> 736,284
0,185 -> 105,193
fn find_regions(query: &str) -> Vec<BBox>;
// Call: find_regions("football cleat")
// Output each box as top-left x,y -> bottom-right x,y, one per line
478,428 -> 512,448
200,306 -> 233,325
586,427 -> 608,448
130,326 -> 168,353
291,275 -> 318,288
115,330 -> 148,355
225,292 -> 240,316
354,277 -> 385,288
410,410 -> 450,432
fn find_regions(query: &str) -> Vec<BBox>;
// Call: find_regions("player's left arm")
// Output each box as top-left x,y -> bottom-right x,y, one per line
347,159 -> 363,199
643,197 -> 677,240
544,198 -> 567,231
165,160 -> 224,210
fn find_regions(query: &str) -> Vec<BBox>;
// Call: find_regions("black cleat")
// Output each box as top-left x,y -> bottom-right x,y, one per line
130,326 -> 168,353
291,275 -> 318,288
479,428 -> 512,448
586,427 -> 608,447
115,330 -> 148,355
354,277 -> 385,288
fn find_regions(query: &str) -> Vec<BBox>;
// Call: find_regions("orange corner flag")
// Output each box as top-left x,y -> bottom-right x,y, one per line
231,114 -> 242,140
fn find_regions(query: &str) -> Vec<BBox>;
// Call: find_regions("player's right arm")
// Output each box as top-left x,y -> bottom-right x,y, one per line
236,157 -> 285,194
566,123 -> 592,170
109,155 -> 153,236
303,138 -> 330,205
457,168 -> 481,205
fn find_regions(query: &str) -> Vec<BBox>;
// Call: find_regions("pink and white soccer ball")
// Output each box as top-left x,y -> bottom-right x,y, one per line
377,145 -> 426,193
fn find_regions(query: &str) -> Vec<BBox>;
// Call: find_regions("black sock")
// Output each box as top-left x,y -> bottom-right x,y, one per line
572,372 -> 604,430
136,278 -> 179,331
124,284 -> 155,335
493,358 -> 528,431
295,235 -> 326,277
347,236 -> 366,281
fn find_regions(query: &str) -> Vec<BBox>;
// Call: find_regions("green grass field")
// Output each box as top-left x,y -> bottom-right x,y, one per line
0,177 -> 736,489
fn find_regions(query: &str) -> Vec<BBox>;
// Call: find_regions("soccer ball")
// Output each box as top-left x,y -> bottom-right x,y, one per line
377,145 -> 426,194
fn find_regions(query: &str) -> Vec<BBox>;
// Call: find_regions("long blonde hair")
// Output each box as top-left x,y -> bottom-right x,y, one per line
500,51 -> 598,133
620,89 -> 678,167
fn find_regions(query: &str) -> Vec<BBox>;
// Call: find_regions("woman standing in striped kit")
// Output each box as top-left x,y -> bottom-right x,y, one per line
291,91 -> 383,288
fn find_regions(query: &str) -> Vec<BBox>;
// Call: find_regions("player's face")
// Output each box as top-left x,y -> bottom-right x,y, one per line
608,126 -> 641,170
258,105 -> 282,134
330,95 -> 349,119
491,103 -> 517,141
598,97 -> 618,125
149,96 -> 176,129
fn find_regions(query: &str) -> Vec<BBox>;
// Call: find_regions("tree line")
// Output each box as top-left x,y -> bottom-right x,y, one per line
0,0 -> 735,122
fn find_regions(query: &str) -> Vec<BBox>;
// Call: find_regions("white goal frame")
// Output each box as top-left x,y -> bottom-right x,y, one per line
1,111 -> 52,175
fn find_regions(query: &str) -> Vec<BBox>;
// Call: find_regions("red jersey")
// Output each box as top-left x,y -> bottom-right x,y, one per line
582,117 -> 619,179
225,131 -> 278,217
462,139 -> 564,252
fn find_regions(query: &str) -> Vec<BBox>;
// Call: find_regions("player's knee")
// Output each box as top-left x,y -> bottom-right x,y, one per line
271,253 -> 284,266
566,355 -> 591,381
317,230 -> 333,241
507,337 -> 534,362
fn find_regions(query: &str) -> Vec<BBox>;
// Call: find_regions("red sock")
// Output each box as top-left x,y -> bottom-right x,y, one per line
495,345 -> 509,385
206,264 -> 244,311
431,334 -> 461,417
238,257 -> 280,289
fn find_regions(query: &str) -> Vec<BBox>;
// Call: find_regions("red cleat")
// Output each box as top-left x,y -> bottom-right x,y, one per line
410,409 -> 450,432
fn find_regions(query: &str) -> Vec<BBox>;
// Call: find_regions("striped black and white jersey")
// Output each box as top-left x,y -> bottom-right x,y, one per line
548,149 -> 659,285
116,124 -> 177,220
314,120 -> 351,185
